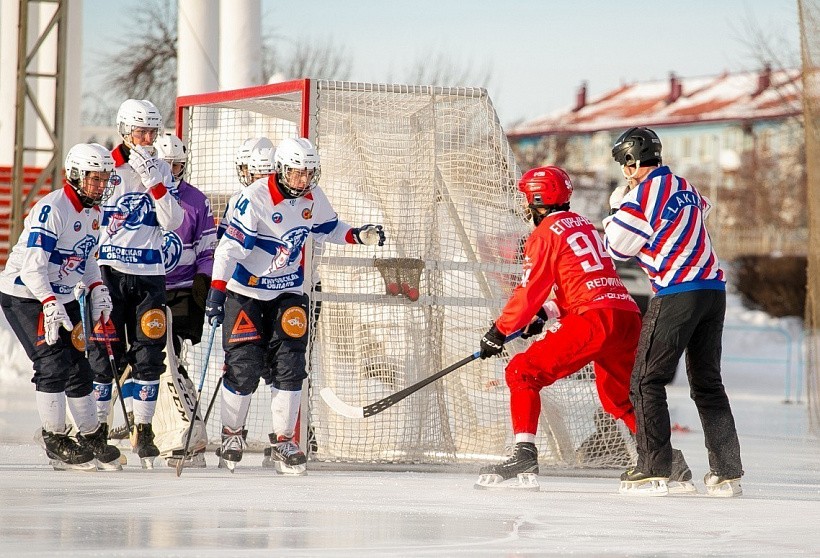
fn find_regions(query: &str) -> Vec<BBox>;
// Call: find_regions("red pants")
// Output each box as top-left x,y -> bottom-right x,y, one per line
505,308 -> 641,436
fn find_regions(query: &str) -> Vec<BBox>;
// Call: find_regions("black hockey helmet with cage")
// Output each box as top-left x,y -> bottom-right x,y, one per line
611,127 -> 662,167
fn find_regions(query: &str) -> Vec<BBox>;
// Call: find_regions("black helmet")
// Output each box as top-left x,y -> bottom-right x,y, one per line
612,127 -> 662,167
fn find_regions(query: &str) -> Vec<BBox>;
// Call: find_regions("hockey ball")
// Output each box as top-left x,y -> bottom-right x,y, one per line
406,287 -> 420,301
387,282 -> 401,296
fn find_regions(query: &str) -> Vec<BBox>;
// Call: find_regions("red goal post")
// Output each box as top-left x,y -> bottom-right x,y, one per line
174,79 -> 635,469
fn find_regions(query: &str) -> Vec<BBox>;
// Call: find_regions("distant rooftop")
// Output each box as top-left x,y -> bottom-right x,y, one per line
509,66 -> 802,138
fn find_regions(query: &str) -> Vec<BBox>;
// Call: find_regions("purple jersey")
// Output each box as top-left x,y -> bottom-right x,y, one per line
163,180 -> 217,290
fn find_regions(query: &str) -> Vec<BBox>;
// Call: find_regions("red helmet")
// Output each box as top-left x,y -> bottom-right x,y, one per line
518,166 -> 573,208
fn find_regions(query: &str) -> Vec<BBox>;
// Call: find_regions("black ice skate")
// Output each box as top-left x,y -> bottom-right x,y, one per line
217,426 -> 246,473
474,442 -> 539,491
41,429 -> 95,472
704,471 -> 743,497
263,433 -> 307,475
108,412 -> 134,440
130,423 -> 159,469
618,468 -> 669,496
668,449 -> 697,494
77,423 -> 123,471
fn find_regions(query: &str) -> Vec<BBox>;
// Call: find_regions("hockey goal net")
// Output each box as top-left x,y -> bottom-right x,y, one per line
175,79 -> 634,469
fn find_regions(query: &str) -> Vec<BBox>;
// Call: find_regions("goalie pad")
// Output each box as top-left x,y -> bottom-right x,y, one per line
153,308 -> 207,457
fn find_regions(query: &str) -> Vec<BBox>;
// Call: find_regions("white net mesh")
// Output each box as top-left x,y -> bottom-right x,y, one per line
177,80 -> 635,468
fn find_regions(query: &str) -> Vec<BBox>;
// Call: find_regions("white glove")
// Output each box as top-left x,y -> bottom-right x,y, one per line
609,184 -> 630,210
73,281 -> 88,301
90,284 -> 113,323
43,300 -> 73,346
353,224 -> 386,246
543,300 -> 561,320
129,146 -> 164,188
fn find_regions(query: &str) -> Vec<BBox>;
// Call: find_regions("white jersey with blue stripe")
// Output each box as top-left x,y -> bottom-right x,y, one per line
97,145 -> 184,275
0,185 -> 103,303
602,166 -> 724,296
212,175 -> 353,301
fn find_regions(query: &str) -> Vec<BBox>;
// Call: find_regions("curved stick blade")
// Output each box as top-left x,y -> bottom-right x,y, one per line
320,387 -> 365,419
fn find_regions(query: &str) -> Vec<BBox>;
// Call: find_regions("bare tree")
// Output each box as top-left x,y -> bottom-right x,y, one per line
266,39 -> 353,81
100,0 -> 178,123
401,52 -> 493,88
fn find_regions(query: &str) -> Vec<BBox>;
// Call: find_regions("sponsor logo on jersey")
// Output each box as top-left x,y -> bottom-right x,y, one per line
162,231 -> 183,273
302,208 -> 312,220
74,221 -> 81,232
547,321 -> 562,334
226,225 -> 246,244
140,308 -> 167,339
71,322 -> 85,352
272,212 -> 283,223
272,227 -> 310,269
229,310 -> 261,343
92,219 -> 99,230
281,306 -> 307,338
89,320 -> 121,342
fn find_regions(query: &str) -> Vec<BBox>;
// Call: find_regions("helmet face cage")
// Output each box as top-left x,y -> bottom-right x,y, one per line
116,99 -> 163,149
65,143 -> 118,205
274,138 -> 321,197
611,127 -> 662,167
154,133 -> 187,180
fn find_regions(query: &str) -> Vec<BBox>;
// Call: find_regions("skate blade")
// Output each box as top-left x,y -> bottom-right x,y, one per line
668,480 -> 698,495
706,480 -> 742,497
619,478 -> 669,496
50,459 -> 97,472
274,462 -> 307,476
225,460 -> 237,473
474,472 -> 539,491
96,458 -> 123,472
140,457 -> 156,470
166,455 -> 206,469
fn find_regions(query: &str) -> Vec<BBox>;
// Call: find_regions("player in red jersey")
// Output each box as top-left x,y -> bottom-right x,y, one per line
475,166 -> 642,489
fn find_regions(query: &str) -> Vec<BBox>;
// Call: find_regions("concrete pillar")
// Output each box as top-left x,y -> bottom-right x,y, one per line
0,1 -> 19,166
177,0 -> 220,97
63,0 -> 83,152
219,0 -> 262,90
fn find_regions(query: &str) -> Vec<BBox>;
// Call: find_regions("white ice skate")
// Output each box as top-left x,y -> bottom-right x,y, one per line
263,434 -> 307,476
704,472 -> 743,497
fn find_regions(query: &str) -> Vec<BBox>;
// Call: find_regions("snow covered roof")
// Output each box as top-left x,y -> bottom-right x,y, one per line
509,67 -> 802,138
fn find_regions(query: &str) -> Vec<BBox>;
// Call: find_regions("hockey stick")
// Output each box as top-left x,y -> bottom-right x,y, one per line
77,290 -> 89,358
202,375 -> 223,426
176,325 -> 217,477
321,329 -> 526,419
102,319 -> 132,435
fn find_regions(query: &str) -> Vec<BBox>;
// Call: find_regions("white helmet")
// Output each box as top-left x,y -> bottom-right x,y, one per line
116,99 -> 163,148
64,143 -> 118,207
154,133 -> 188,180
248,146 -> 276,178
274,137 -> 321,197
235,137 -> 273,186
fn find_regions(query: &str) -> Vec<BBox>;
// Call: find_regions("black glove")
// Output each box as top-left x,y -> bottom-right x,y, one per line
205,288 -> 226,326
479,324 -> 505,359
192,273 -> 211,311
521,308 -> 548,339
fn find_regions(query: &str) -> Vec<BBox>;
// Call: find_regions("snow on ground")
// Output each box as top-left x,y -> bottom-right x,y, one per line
0,293 -> 818,556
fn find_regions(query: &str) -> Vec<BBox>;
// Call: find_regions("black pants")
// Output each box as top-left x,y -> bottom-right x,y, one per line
87,267 -> 168,383
222,291 -> 309,394
631,289 -> 743,478
1,293 -> 94,397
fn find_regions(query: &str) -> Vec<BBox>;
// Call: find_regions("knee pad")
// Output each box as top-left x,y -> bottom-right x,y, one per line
505,353 -> 542,391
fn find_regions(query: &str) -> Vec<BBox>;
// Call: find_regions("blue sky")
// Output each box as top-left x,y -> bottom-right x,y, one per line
83,0 -> 799,126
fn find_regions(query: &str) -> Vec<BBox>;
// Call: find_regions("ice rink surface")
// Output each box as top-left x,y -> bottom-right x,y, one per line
1,376 -> 819,557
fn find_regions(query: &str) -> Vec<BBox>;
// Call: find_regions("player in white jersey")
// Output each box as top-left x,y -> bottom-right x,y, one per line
216,137 -> 275,241
205,137 -> 386,473
85,99 -> 184,468
0,144 -> 122,471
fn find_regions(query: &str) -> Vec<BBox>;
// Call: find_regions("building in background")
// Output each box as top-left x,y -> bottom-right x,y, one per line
508,66 -> 804,260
